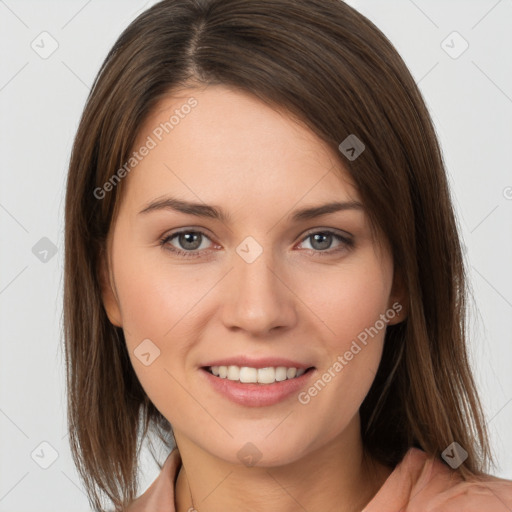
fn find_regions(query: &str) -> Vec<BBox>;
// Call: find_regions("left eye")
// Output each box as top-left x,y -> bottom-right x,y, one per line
298,231 -> 353,253
162,231 -> 212,254
159,229 -> 353,258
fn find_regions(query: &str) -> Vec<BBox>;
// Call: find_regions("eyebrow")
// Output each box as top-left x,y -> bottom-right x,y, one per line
138,196 -> 364,223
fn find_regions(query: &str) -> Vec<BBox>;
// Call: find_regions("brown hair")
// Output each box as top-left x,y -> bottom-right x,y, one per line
63,0 -> 493,510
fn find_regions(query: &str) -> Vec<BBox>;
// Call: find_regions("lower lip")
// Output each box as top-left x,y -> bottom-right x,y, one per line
200,367 -> 316,407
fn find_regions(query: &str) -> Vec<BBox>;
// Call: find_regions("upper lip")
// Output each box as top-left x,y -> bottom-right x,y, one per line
201,356 -> 314,370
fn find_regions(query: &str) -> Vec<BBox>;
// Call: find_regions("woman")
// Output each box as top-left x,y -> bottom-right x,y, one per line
63,0 -> 512,510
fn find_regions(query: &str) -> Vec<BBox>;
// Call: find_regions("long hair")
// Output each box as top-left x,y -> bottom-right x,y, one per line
63,0 -> 492,509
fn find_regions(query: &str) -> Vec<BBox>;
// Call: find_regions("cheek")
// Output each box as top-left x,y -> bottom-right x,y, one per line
111,249 -> 201,419
298,258 -> 392,350
112,238 -> 204,345
293,260 -> 391,424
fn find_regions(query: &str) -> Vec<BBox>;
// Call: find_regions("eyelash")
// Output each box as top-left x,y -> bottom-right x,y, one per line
158,229 -> 354,259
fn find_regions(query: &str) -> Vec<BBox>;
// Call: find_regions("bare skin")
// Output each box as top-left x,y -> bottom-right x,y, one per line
100,84 -> 407,512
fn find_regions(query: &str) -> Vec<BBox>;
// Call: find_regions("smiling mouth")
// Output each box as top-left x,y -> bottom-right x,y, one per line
202,365 -> 316,385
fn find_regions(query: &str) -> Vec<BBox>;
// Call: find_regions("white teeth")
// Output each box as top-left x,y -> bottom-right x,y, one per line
227,365 -> 239,380
275,367 -> 287,381
239,366 -> 258,383
286,367 -> 297,379
208,365 -> 309,384
257,367 -> 277,384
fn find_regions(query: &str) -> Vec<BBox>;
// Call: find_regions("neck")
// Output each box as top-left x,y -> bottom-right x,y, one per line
174,416 -> 392,512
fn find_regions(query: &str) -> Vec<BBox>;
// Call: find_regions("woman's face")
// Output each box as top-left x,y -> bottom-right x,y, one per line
100,84 -> 406,466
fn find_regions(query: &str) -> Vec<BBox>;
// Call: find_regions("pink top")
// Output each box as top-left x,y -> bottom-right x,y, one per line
125,447 -> 512,511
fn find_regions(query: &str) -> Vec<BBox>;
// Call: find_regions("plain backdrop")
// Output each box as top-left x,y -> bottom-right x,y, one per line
0,0 -> 511,510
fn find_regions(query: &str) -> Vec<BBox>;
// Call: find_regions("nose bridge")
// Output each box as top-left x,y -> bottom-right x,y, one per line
222,235 -> 296,333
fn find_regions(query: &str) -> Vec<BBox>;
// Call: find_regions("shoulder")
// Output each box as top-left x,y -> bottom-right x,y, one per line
404,449 -> 512,512
365,447 -> 512,512
408,476 -> 512,511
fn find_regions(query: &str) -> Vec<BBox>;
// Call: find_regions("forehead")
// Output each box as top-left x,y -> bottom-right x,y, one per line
122,85 -> 360,212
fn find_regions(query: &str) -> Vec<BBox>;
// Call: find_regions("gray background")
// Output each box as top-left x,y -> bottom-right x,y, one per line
0,0 -> 511,510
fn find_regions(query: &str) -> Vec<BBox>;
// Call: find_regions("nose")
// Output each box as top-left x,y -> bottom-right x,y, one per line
221,248 -> 298,336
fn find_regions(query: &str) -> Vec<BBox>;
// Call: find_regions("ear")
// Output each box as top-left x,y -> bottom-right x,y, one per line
98,247 -> 123,328
386,266 -> 408,325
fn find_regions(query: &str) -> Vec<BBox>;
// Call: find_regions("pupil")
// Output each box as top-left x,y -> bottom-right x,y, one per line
181,232 -> 201,250
312,233 -> 331,250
